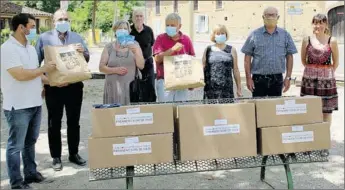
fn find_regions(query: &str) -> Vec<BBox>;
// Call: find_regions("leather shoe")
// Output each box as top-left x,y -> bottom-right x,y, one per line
69,154 -> 86,166
24,172 -> 45,184
11,182 -> 31,189
52,158 -> 63,171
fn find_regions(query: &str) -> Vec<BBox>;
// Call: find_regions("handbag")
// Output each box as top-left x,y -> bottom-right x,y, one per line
129,68 -> 157,103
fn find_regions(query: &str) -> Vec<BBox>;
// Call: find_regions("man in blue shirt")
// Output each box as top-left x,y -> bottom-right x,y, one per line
241,6 -> 297,97
35,9 -> 89,171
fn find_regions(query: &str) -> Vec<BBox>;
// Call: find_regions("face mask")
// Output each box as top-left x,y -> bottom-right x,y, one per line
116,29 -> 129,38
26,29 -> 37,41
264,18 -> 278,28
166,26 -> 177,37
215,34 -> 227,44
55,21 -> 70,33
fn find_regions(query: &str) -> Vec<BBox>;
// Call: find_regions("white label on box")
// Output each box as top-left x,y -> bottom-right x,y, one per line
204,124 -> 240,136
282,131 -> 314,144
113,142 -> 152,155
214,119 -> 228,126
285,99 -> 296,105
115,113 -> 153,126
276,104 -> 307,115
125,137 -> 139,144
291,125 -> 304,132
126,107 -> 140,114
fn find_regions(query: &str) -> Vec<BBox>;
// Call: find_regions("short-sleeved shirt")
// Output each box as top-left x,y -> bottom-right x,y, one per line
241,26 -> 297,75
0,36 -> 43,110
130,24 -> 155,60
152,32 -> 195,79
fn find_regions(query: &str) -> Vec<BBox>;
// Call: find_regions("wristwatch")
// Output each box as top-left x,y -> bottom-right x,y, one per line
285,77 -> 292,81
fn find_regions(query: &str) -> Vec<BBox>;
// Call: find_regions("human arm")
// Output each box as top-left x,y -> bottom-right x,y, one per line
330,37 -> 339,71
153,35 -> 183,64
129,43 -> 145,69
300,37 -> 308,66
232,47 -> 242,97
283,32 -> 297,93
99,44 -> 128,75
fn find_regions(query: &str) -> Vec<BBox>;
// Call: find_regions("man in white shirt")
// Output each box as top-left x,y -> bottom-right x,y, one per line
0,13 -> 55,189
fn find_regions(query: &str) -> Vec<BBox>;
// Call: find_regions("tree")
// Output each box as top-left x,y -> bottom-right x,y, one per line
11,0 -> 60,13
92,0 -> 97,45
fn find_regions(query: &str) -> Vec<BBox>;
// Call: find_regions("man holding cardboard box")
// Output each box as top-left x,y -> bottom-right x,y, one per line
153,13 -> 196,102
1,13 -> 56,189
35,9 -> 89,171
241,7 -> 298,97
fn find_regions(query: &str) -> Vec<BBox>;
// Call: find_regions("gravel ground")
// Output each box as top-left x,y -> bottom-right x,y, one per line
1,79 -> 344,189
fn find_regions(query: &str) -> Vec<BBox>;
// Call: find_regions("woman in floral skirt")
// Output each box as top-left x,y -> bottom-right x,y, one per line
300,13 -> 339,123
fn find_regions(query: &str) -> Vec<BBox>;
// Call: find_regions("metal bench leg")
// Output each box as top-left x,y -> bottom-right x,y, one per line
126,166 -> 134,189
278,154 -> 294,190
260,156 -> 268,181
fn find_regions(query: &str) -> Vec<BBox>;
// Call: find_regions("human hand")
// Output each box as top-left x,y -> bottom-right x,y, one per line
283,78 -> 291,93
171,42 -> 183,52
41,61 -> 56,73
236,87 -> 243,97
74,43 -> 84,53
114,67 -> 128,76
246,77 -> 255,92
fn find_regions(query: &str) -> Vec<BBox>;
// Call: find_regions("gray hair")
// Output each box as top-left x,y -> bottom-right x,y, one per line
53,9 -> 69,21
165,13 -> 181,24
263,6 -> 279,16
112,20 -> 131,32
132,8 -> 145,18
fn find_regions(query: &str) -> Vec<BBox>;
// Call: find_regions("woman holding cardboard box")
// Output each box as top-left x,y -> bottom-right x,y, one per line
300,14 -> 339,123
202,24 -> 242,100
99,20 -> 145,105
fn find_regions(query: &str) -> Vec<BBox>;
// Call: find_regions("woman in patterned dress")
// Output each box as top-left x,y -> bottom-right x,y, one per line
300,14 -> 339,123
202,24 -> 242,100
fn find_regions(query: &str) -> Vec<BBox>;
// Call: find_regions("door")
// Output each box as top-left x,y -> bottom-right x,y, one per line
328,5 -> 344,43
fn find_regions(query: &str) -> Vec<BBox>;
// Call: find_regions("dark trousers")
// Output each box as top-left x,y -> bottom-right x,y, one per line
140,57 -> 156,102
252,74 -> 283,97
44,82 -> 83,158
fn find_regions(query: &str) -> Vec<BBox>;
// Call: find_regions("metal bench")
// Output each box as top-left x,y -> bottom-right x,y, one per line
89,151 -> 328,189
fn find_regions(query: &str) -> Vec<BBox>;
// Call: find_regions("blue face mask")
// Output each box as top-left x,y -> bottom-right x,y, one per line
215,34 -> 227,44
55,21 -> 70,33
116,29 -> 129,38
166,26 -> 177,37
25,29 -> 37,41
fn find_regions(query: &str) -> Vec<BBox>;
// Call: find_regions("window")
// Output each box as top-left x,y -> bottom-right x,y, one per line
173,0 -> 178,13
0,19 -> 5,30
8,18 -> 12,30
194,0 -> 198,11
194,14 -> 209,33
35,19 -> 40,34
155,0 -> 160,14
216,0 -> 223,9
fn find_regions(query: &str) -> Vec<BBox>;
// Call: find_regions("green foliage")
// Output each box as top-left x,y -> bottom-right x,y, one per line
68,0 -> 145,34
11,0 -> 60,13
39,26 -> 50,33
1,28 -> 11,44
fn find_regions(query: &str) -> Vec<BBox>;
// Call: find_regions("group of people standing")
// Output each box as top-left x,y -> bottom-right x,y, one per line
0,5 -> 339,189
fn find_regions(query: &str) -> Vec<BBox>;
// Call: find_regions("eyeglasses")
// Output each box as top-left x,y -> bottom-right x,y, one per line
57,18 -> 69,22
264,13 -> 278,18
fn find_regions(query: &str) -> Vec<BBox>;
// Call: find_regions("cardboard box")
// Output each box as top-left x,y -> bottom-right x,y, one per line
258,122 -> 331,155
92,104 -> 174,138
255,96 -> 323,128
88,133 -> 174,169
177,103 -> 257,161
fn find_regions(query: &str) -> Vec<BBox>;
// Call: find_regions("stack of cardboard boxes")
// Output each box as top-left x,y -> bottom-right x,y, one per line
255,96 -> 331,155
88,104 -> 175,169
88,96 -> 331,169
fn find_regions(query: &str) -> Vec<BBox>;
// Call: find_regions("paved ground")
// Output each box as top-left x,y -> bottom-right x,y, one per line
87,41 -> 345,80
1,80 -> 344,189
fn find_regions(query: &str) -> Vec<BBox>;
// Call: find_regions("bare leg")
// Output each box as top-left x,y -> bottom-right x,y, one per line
323,113 -> 332,123
321,113 -> 332,157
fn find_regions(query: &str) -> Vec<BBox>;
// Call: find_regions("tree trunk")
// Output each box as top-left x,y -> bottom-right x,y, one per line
92,0 -> 97,45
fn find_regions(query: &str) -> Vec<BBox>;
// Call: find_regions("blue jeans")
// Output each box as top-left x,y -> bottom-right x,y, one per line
156,79 -> 188,102
4,106 -> 41,186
